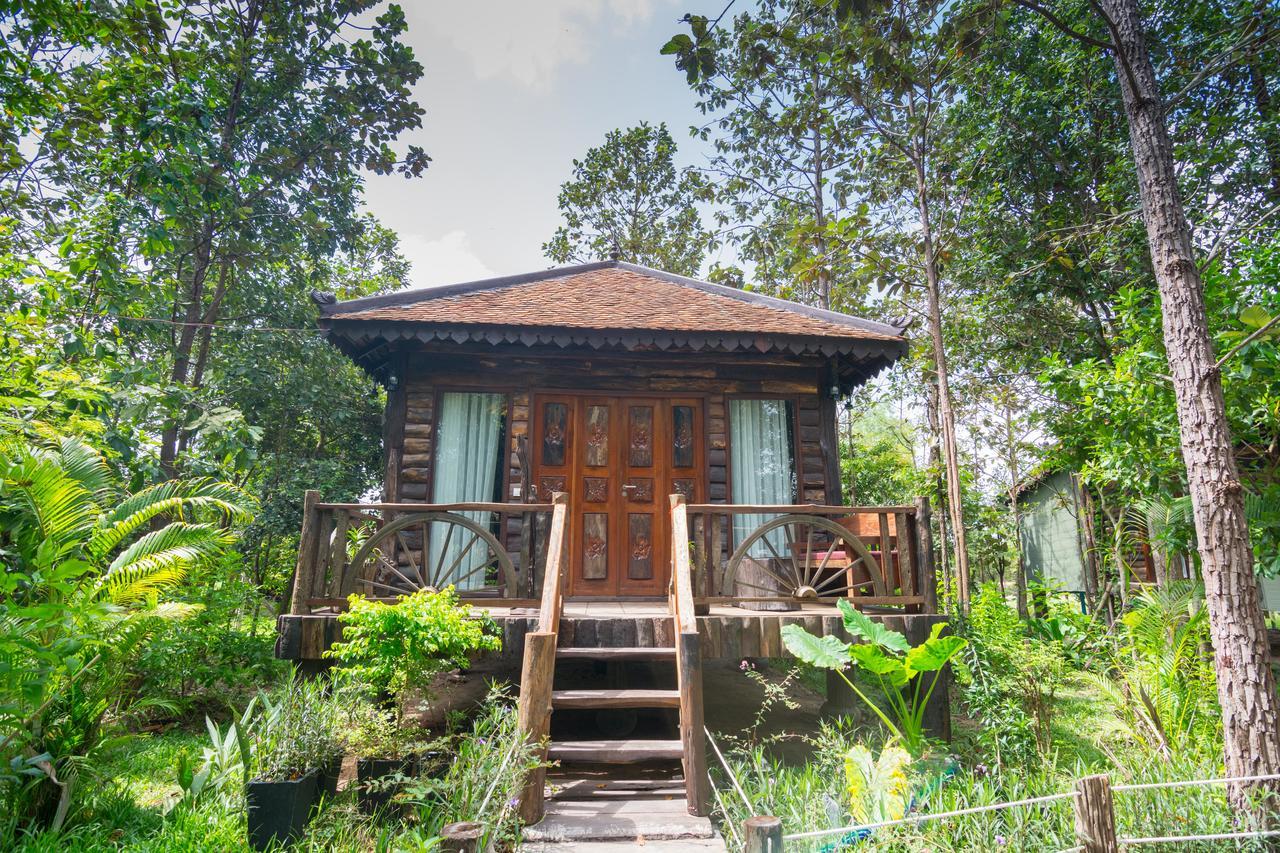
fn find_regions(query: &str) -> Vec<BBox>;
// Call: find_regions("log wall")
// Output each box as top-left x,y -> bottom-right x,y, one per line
381,345 -> 843,510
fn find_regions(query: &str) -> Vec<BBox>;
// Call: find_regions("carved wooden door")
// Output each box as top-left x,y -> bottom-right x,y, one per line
532,394 -> 703,598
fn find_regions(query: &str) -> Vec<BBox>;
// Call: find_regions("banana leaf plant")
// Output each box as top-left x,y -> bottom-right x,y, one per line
782,600 -> 966,756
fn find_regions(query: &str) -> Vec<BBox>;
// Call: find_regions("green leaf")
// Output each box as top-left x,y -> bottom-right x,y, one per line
660,34 -> 693,56
849,642 -> 909,685
1240,305 -> 1272,330
904,634 -> 967,674
781,624 -> 850,669
839,599 -> 910,652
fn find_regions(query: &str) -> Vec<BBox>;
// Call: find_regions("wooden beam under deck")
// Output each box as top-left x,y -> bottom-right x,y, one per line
276,602 -> 947,664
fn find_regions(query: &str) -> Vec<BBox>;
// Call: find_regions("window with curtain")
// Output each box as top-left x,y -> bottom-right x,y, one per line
729,398 -> 796,557
429,392 -> 506,590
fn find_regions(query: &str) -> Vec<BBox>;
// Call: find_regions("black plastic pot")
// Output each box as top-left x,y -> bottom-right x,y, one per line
414,750 -> 447,779
315,754 -> 343,800
246,768 -> 318,851
356,756 -> 414,816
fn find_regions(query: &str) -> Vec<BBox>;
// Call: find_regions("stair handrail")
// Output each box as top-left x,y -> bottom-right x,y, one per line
670,494 -> 697,633
669,493 -> 710,816
517,491 -> 569,825
536,491 -> 570,634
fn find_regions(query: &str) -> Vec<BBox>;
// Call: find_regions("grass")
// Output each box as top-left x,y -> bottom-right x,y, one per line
710,668 -> 1273,852
5,688 -> 532,853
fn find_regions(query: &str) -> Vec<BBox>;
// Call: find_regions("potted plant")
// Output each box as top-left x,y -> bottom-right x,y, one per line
347,701 -> 417,815
247,689 -> 321,850
306,684 -> 350,802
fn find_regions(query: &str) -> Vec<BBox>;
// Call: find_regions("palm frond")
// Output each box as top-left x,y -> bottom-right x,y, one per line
54,437 -> 117,502
105,523 -> 231,575
0,452 -> 99,554
87,480 -> 250,561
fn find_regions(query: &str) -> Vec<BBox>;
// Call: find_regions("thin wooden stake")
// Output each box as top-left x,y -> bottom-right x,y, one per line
1073,774 -> 1118,853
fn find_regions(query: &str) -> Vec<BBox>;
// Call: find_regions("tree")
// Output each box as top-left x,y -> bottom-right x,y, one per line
1013,0 -> 1280,806
20,0 -> 427,475
670,1 -> 870,310
543,122 -> 710,276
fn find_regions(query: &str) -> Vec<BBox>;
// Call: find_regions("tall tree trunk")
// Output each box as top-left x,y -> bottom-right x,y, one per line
925,371 -> 952,602
159,221 -> 216,476
812,122 -> 831,309
914,156 -> 971,611
1004,403 -> 1029,619
1100,0 -> 1280,807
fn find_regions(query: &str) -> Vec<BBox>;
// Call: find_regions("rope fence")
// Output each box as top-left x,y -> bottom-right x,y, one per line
781,790 -> 1077,842
720,768 -> 1280,851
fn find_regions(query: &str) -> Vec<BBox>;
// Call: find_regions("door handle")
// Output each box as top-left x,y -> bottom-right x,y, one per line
621,483 -> 639,495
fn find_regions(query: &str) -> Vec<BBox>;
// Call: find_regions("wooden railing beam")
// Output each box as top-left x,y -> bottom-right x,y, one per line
685,503 -> 915,515
315,500 -> 554,512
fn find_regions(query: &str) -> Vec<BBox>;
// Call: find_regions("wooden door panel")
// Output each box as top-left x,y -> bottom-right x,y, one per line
575,397 -> 617,595
533,393 -> 705,598
618,400 -> 663,595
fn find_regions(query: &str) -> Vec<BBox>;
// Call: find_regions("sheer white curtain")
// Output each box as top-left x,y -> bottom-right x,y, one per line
429,392 -> 504,590
729,399 -> 794,558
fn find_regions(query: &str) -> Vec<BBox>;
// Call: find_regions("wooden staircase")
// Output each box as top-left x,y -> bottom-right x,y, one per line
516,493 -> 711,840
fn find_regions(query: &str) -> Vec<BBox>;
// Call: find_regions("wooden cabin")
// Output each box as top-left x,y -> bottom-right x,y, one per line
277,261 -> 945,827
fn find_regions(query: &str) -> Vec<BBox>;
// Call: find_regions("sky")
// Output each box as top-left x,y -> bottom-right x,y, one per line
361,0 -> 727,289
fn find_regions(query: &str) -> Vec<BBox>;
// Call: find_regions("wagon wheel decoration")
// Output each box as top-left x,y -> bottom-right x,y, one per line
724,514 -> 888,600
342,512 -> 516,598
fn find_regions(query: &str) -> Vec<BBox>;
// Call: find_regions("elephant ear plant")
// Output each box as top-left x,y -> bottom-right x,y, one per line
782,600 -> 966,756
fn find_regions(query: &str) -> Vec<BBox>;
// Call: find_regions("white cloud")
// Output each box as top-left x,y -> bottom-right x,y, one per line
425,0 -> 662,91
399,230 -> 495,288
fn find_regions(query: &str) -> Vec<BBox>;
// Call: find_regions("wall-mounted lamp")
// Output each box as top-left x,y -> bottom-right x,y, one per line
386,370 -> 399,392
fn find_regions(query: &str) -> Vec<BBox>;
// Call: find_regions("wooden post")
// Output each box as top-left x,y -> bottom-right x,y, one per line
915,497 -> 938,614
670,494 -> 710,816
679,630 -> 710,815
440,821 -> 484,852
288,490 -> 322,615
516,631 -> 557,824
1073,774 -> 1119,853
743,815 -> 784,852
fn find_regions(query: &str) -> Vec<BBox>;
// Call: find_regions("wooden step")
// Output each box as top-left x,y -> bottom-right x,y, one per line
552,689 -> 680,709
556,647 -> 676,660
548,739 -> 683,764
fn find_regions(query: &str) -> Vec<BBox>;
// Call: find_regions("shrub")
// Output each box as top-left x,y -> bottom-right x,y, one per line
0,437 -> 249,833
401,686 -> 542,848
131,553 -> 284,719
1092,581 -> 1220,758
955,584 -> 1066,766
324,588 -> 501,718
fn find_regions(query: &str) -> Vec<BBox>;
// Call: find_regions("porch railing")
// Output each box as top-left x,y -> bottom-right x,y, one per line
287,490 -> 558,615
288,491 -> 938,615
683,498 -> 937,613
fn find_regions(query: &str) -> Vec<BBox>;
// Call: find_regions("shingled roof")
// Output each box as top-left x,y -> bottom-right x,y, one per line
318,261 -> 907,382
